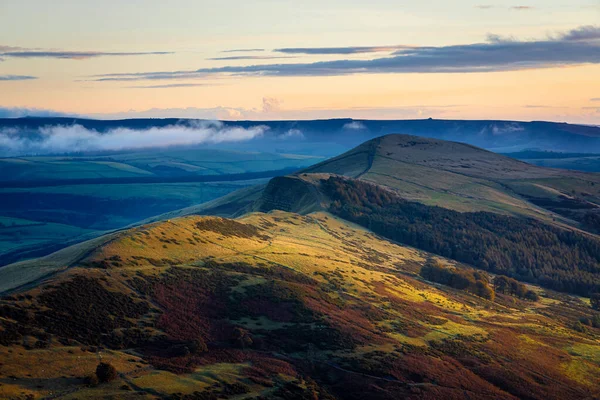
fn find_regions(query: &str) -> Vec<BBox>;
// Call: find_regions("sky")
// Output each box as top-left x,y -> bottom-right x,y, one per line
0,0 -> 599,123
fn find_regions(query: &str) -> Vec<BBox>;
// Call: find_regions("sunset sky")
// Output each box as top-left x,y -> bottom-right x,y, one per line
0,0 -> 599,123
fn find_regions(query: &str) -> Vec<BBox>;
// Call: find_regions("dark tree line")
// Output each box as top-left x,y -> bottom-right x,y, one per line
420,261 -> 495,300
321,176 -> 600,297
492,275 -> 539,301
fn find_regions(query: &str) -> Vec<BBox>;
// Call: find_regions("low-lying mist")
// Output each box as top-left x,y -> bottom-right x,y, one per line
0,121 -> 269,157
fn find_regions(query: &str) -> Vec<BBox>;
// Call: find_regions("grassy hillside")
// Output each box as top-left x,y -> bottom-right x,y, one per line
1,212 -> 599,399
302,134 -> 600,228
150,135 -> 600,298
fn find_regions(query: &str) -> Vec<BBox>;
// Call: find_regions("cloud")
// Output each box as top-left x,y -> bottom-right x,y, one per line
89,25 -> 600,80
343,121 -> 367,130
0,121 -> 268,156
126,83 -> 210,89
208,55 -> 296,61
475,5 -> 534,10
592,98 -> 600,102
1,50 -> 172,60
558,25 -> 600,41
194,27 -> 600,76
0,45 -> 28,52
278,129 -> 304,140
0,75 -> 37,81
87,71 -> 209,82
523,105 -> 559,108
86,106 -> 260,120
222,49 -> 265,53
274,45 -> 412,55
262,97 -> 282,113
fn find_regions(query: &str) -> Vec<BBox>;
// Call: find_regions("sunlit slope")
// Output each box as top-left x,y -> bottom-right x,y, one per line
1,211 -> 599,399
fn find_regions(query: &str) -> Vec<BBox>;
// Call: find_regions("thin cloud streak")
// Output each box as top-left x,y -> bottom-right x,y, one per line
0,75 -> 38,81
87,70 -> 210,82
89,25 -> 600,81
208,55 -> 296,61
1,50 -> 173,60
474,5 -> 535,10
222,48 -> 265,53
274,45 -> 412,55
125,83 -> 210,89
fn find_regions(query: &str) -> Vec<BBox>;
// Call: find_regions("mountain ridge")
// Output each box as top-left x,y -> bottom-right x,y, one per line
4,118 -> 600,154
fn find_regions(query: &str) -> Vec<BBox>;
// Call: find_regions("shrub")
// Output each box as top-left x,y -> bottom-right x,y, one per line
96,362 -> 118,383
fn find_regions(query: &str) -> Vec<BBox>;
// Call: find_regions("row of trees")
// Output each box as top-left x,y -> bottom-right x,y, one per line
493,275 -> 539,301
322,176 -> 600,297
420,261 -> 495,300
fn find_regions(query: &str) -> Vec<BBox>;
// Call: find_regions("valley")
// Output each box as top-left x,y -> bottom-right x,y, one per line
0,149 -> 322,266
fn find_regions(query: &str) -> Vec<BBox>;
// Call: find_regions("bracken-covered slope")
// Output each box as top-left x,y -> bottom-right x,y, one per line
1,211 -> 600,399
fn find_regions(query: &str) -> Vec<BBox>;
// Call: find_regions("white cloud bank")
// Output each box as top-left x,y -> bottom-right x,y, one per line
343,121 -> 367,130
0,121 -> 268,156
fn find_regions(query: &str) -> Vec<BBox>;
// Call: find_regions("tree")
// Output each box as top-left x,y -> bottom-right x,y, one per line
96,362 -> 118,383
524,290 -> 540,302
493,276 -> 510,294
591,293 -> 600,311
476,281 -> 495,301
